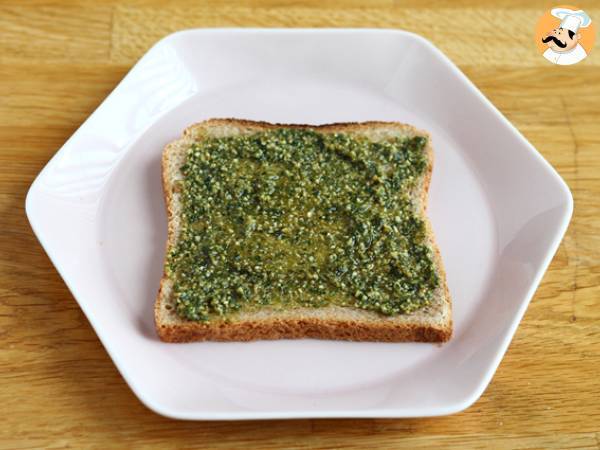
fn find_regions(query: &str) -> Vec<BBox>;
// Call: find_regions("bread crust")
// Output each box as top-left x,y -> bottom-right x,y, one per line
157,318 -> 451,342
155,119 -> 452,342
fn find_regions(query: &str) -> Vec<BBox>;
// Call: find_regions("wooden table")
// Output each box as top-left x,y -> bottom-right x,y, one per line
2,1 -> 599,448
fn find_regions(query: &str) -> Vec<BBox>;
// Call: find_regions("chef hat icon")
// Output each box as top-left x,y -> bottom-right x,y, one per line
551,8 -> 592,33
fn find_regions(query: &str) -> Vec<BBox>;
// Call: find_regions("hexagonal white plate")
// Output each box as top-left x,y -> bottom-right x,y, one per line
25,29 -> 572,419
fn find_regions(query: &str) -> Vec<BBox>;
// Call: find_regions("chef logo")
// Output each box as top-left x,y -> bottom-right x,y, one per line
535,5 -> 595,65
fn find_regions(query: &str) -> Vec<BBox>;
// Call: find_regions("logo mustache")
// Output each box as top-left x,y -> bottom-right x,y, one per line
542,35 -> 567,48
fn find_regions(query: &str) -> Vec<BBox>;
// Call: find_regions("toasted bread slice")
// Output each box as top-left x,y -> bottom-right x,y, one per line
156,119 -> 452,342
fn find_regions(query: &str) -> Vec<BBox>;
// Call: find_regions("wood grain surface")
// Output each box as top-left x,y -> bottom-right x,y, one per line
1,1 -> 599,448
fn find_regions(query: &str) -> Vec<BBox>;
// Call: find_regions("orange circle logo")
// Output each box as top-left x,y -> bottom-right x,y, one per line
534,5 -> 595,65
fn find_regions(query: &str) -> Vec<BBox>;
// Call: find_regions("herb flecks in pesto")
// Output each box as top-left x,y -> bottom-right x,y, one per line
167,128 -> 439,322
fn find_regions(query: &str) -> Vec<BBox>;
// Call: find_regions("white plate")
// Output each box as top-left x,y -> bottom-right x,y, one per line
26,29 -> 572,419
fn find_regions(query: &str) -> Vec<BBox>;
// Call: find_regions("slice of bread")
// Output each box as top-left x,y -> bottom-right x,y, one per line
156,119 -> 452,342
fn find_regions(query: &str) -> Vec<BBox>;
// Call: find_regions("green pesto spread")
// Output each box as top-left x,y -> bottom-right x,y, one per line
166,128 -> 439,322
